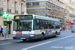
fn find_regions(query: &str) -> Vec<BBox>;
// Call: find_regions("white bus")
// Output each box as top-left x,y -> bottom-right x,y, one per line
13,14 -> 61,41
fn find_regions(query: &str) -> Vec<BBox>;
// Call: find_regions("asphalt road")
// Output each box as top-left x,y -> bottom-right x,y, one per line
0,31 -> 75,50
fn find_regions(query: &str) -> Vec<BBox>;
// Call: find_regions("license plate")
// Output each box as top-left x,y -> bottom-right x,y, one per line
20,38 -> 26,39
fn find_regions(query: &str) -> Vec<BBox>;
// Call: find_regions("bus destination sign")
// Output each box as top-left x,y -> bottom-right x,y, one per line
15,15 -> 33,19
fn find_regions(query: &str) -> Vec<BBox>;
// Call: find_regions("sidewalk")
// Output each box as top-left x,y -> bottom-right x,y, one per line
61,30 -> 71,33
0,35 -> 13,41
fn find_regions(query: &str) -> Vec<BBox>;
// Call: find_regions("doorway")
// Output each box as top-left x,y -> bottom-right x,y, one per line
4,21 -> 12,35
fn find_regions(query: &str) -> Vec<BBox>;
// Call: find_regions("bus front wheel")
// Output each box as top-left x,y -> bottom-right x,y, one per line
40,34 -> 44,40
23,39 -> 26,42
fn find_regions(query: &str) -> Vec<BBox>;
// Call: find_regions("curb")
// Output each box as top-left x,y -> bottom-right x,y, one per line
0,39 -> 13,41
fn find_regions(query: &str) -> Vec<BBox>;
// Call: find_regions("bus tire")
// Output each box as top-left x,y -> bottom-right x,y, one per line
23,39 -> 26,42
26,39 -> 30,41
58,32 -> 61,35
40,34 -> 44,40
56,31 -> 61,35
54,33 -> 57,37
54,32 -> 57,37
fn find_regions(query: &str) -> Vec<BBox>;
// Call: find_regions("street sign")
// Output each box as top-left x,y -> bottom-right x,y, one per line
0,12 -> 14,18
3,12 -> 8,18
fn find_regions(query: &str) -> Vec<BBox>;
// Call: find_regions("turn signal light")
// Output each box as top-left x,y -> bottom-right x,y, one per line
13,35 -> 15,37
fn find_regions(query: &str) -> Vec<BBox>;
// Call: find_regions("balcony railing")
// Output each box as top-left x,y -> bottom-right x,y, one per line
15,0 -> 18,2
15,10 -> 18,13
69,6 -> 74,10
21,0 -> 26,2
0,8 -> 3,11
7,9 -> 11,12
27,4 -> 46,8
70,14 -> 75,17
21,12 -> 24,14
46,1 -> 69,13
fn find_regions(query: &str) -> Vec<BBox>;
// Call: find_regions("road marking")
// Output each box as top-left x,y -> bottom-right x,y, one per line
0,42 -> 12,45
22,35 -> 75,50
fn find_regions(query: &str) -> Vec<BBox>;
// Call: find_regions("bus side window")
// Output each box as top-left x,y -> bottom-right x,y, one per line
35,20 -> 39,30
55,26 -> 60,29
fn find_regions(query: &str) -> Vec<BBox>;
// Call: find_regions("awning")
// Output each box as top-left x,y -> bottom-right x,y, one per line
65,21 -> 73,25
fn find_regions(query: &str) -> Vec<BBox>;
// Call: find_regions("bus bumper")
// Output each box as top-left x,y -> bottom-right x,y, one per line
13,34 -> 39,40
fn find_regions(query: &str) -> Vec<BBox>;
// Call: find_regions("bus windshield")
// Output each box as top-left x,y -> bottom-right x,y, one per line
13,20 -> 32,31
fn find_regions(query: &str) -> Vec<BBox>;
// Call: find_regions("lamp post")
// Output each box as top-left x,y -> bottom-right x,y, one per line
64,15 -> 67,31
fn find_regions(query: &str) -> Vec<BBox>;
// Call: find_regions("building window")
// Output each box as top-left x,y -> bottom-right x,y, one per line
0,0 -> 3,11
57,0 -> 59,2
0,0 -> 3,8
15,2 -> 18,13
52,4 -> 55,8
15,2 -> 17,11
12,0 -> 14,4
57,0 -> 64,4
4,0 -> 5,2
26,2 -> 31,6
7,0 -> 11,12
7,0 -> 9,9
33,2 -> 39,6
21,3 -> 24,14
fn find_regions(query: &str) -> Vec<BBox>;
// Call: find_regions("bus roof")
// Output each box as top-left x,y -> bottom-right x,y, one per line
14,14 -> 60,22
33,15 -> 60,22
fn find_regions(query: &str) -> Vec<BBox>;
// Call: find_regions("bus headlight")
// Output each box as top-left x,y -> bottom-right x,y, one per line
30,34 -> 35,37
13,31 -> 16,34
29,31 -> 35,34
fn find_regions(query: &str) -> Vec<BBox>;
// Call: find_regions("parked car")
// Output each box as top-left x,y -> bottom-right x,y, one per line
71,27 -> 75,33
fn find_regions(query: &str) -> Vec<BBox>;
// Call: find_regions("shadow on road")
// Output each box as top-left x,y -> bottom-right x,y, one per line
17,36 -> 59,43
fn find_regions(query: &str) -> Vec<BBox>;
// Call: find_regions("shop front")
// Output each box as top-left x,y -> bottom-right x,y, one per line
0,12 -> 14,35
65,21 -> 73,30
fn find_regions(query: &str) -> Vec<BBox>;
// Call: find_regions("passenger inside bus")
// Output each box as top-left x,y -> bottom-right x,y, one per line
17,23 -> 21,29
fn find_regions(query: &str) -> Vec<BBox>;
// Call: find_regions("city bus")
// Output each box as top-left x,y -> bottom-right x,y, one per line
13,14 -> 61,41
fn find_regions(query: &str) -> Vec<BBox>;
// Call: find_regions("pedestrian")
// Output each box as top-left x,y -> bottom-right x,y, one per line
60,26 -> 62,31
63,27 -> 65,31
0,25 -> 3,37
